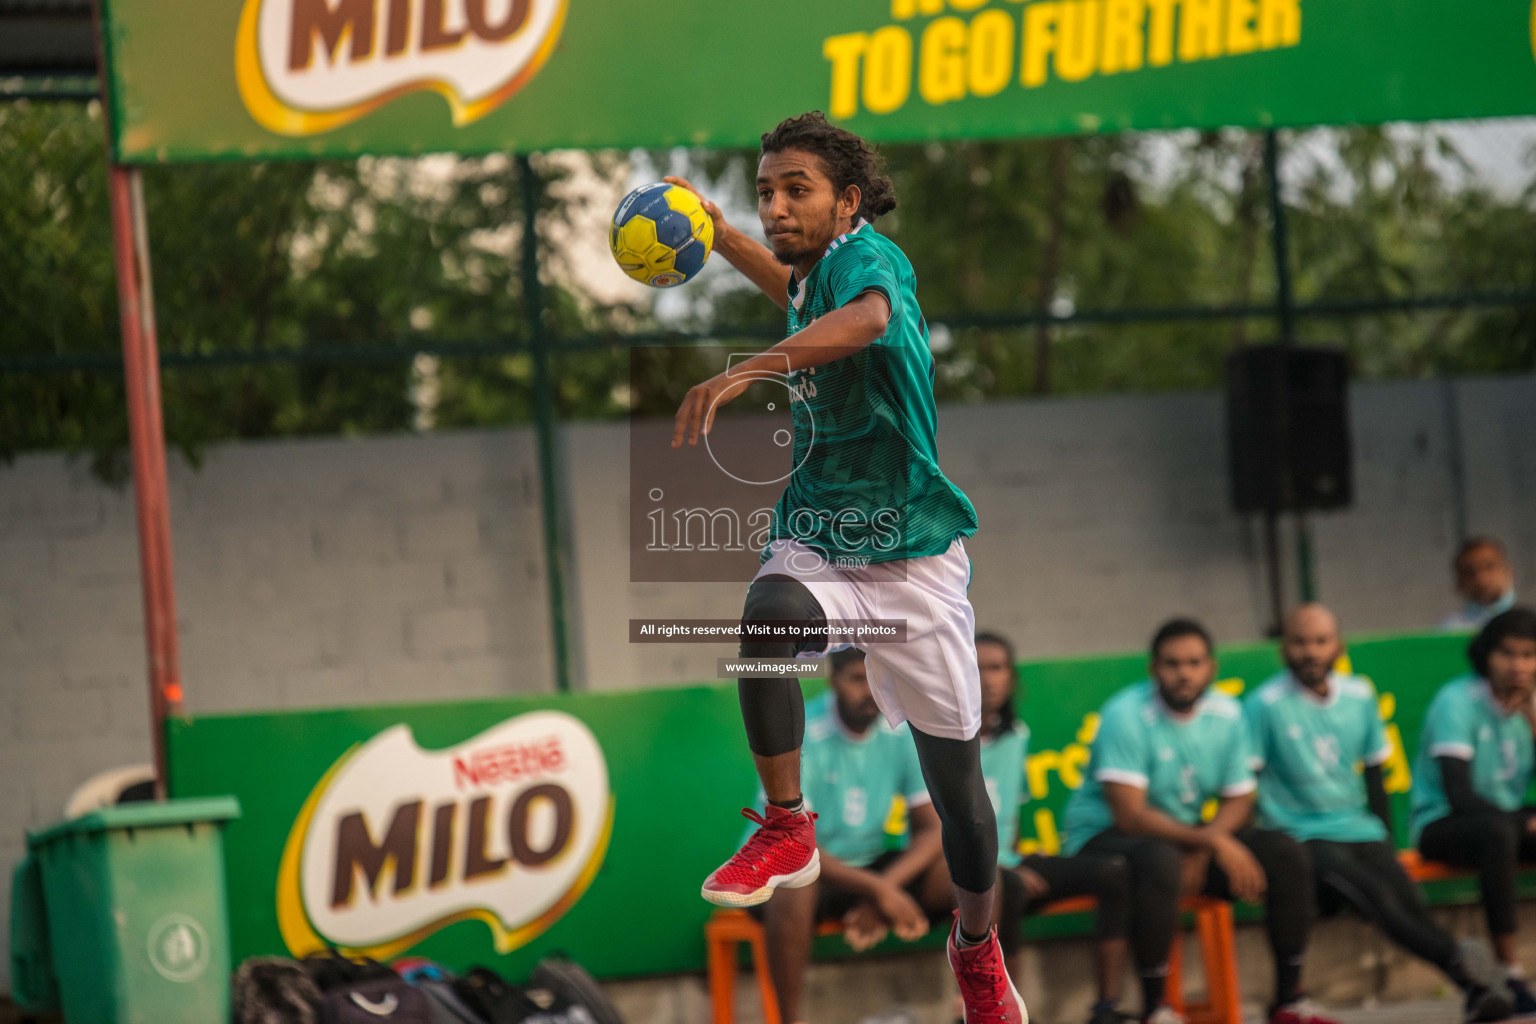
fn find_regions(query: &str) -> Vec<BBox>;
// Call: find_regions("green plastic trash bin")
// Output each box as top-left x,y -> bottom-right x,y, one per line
9,853 -> 62,1013
27,796 -> 240,1024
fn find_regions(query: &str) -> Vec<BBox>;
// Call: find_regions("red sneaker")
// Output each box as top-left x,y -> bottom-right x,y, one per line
947,913 -> 1029,1024
700,805 -> 820,907
1269,999 -> 1341,1024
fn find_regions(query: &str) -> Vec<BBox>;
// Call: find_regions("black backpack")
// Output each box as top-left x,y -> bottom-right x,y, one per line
393,959 -> 491,1024
451,960 -> 621,1024
300,951 -> 433,1024
319,976 -> 434,1024
417,977 -> 492,1024
530,958 -> 624,1024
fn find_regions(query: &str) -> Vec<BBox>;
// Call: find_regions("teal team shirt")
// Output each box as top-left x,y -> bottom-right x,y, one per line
752,691 -> 932,867
1061,682 -> 1255,857
764,221 -> 979,566
980,721 -> 1030,868
1244,672 -> 1394,843
1409,675 -> 1536,844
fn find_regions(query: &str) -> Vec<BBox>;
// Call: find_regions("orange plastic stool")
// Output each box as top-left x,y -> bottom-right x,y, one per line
706,894 -> 1242,1024
1166,896 -> 1243,1024
706,911 -> 842,1024
1398,848 -> 1467,883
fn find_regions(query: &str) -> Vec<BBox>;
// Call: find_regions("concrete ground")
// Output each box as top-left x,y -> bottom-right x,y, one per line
1275,1003 -> 1534,1024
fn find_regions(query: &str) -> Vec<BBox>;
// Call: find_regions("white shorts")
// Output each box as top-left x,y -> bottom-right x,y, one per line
751,535 -> 982,740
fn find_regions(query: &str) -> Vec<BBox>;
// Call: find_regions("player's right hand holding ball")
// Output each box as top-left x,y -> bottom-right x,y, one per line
663,175 -> 729,247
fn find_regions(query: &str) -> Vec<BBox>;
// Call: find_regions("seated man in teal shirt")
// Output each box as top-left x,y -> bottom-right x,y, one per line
1442,537 -> 1518,632
1413,608 -> 1536,1013
752,649 -> 951,1024
1247,603 -> 1511,1024
976,631 -> 1132,1024
1060,618 -> 1322,1024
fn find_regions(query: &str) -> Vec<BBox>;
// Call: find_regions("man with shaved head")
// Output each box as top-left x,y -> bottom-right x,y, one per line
1245,604 -> 1512,1023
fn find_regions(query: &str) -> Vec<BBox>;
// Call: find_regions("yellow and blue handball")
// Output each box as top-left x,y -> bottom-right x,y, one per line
609,182 -> 714,288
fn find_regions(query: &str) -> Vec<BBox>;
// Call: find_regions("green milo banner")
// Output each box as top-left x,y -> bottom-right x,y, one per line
168,630 -> 1477,979
101,0 -> 1536,162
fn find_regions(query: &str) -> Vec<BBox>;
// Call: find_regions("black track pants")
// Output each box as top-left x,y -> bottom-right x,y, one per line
996,852 -> 1132,958
1309,838 -> 1461,975
1419,807 -> 1536,939
1080,827 -> 1313,981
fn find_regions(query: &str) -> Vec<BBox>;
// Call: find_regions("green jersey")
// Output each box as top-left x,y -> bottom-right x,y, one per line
1245,672 -> 1393,843
980,722 -> 1030,868
763,221 -> 978,566
1409,675 -> 1536,843
1061,681 -> 1255,856
752,691 -> 931,867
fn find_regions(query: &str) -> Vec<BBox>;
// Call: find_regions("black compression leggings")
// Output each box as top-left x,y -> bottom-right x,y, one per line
1081,827 -> 1313,1005
1419,808 -> 1536,939
735,573 -> 997,893
1309,838 -> 1468,986
736,574 -> 827,758
909,727 -> 999,893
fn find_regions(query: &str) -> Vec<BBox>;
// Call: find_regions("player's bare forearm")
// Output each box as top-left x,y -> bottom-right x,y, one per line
736,292 -> 890,376
1202,792 -> 1254,836
1104,782 -> 1225,851
671,292 -> 891,448
714,222 -> 793,311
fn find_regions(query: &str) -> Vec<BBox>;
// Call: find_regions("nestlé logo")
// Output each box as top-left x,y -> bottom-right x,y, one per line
277,710 -> 612,959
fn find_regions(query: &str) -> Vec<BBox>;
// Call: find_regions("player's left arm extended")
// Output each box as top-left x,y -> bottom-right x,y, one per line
671,290 -> 891,448
875,801 -> 945,890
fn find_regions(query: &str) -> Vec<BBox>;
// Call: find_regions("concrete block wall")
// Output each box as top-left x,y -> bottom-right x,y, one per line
0,431 -> 553,992
2,374 -> 1534,997
569,377 -> 1536,694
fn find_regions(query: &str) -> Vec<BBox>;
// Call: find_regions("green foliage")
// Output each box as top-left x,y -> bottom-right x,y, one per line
0,101 -> 628,479
2,102 -> 1533,480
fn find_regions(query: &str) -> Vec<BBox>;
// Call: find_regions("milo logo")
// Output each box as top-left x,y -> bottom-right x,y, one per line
278,711 -> 613,958
235,0 -> 568,136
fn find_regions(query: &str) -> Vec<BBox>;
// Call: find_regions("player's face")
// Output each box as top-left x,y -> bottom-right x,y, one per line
1487,636 -> 1536,702
1282,611 -> 1342,689
1457,545 -> 1513,606
977,641 -> 1016,716
756,149 -> 858,268
1150,635 -> 1214,713
831,658 -> 881,733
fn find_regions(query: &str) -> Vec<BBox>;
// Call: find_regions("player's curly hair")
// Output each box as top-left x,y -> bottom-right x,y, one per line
760,111 -> 898,223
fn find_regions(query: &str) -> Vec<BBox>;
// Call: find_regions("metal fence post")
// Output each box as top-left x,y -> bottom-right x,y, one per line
519,154 -> 573,693
1266,128 -> 1318,605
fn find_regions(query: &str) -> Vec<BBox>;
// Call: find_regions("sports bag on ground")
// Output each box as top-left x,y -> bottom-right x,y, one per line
530,958 -> 624,1024
232,956 -> 324,1024
301,950 -> 432,1024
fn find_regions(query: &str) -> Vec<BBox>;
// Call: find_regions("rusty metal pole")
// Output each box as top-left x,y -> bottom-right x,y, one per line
95,0 -> 184,796
105,164 -> 183,799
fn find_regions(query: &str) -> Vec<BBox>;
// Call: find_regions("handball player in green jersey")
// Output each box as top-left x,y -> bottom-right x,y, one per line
666,113 -> 1024,1023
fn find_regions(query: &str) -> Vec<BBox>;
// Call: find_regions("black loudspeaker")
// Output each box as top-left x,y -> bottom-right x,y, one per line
1226,344 -> 1352,513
